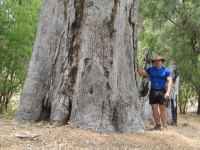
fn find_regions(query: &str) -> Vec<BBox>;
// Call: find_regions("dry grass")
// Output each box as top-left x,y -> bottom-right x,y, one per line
0,113 -> 200,150
1,94 -> 199,149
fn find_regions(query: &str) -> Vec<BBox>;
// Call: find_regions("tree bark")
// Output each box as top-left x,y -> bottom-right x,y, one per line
14,0 -> 144,133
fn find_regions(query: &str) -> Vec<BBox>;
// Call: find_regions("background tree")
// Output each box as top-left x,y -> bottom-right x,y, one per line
0,0 -> 40,112
138,0 -> 200,114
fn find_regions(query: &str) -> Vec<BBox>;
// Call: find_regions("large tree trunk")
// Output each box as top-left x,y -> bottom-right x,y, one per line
14,0 -> 144,133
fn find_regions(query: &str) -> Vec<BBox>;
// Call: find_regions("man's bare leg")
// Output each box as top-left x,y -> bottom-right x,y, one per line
151,104 -> 161,126
159,104 -> 167,129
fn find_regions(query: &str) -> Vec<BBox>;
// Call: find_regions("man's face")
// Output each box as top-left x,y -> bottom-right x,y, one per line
154,59 -> 163,68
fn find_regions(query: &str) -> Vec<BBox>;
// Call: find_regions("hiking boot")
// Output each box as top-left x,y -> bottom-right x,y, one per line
151,124 -> 162,131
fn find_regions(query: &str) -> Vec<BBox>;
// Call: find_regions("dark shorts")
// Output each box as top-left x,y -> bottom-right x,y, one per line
149,88 -> 167,105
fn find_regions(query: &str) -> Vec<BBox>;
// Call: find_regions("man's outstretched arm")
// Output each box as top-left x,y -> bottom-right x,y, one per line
136,61 -> 149,77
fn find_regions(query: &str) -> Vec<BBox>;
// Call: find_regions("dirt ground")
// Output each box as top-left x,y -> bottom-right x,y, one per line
1,93 -> 200,150
0,113 -> 199,150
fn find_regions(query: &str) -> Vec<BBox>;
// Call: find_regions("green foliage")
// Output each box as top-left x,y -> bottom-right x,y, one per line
179,80 -> 196,113
138,0 -> 200,113
0,0 -> 41,112
3,101 -> 16,119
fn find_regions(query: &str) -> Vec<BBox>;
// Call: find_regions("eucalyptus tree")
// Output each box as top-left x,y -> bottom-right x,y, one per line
14,0 -> 145,133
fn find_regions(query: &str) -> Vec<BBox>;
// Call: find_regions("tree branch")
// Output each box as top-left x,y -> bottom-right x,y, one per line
163,13 -> 182,29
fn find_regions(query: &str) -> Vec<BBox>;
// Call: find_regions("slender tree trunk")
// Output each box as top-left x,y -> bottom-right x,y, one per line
14,0 -> 144,133
179,105 -> 182,114
197,87 -> 200,115
183,96 -> 187,114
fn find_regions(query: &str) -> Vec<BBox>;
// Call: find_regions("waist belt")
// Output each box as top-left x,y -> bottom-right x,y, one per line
151,88 -> 166,91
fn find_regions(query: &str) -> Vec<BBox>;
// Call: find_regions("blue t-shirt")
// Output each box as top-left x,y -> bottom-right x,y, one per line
146,66 -> 171,89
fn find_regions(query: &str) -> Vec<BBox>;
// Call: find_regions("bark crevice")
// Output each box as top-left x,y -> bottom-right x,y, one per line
50,0 -> 86,125
109,0 -> 119,38
129,2 -> 139,90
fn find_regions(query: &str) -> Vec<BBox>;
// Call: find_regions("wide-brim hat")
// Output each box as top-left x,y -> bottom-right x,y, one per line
151,55 -> 165,62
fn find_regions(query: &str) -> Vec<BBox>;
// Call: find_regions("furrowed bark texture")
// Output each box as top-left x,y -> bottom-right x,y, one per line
14,0 -> 144,133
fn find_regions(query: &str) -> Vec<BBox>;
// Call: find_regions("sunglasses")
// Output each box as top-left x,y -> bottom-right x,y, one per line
152,59 -> 165,63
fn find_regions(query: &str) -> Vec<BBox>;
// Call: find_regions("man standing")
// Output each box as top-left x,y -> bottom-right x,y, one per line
137,55 -> 172,130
